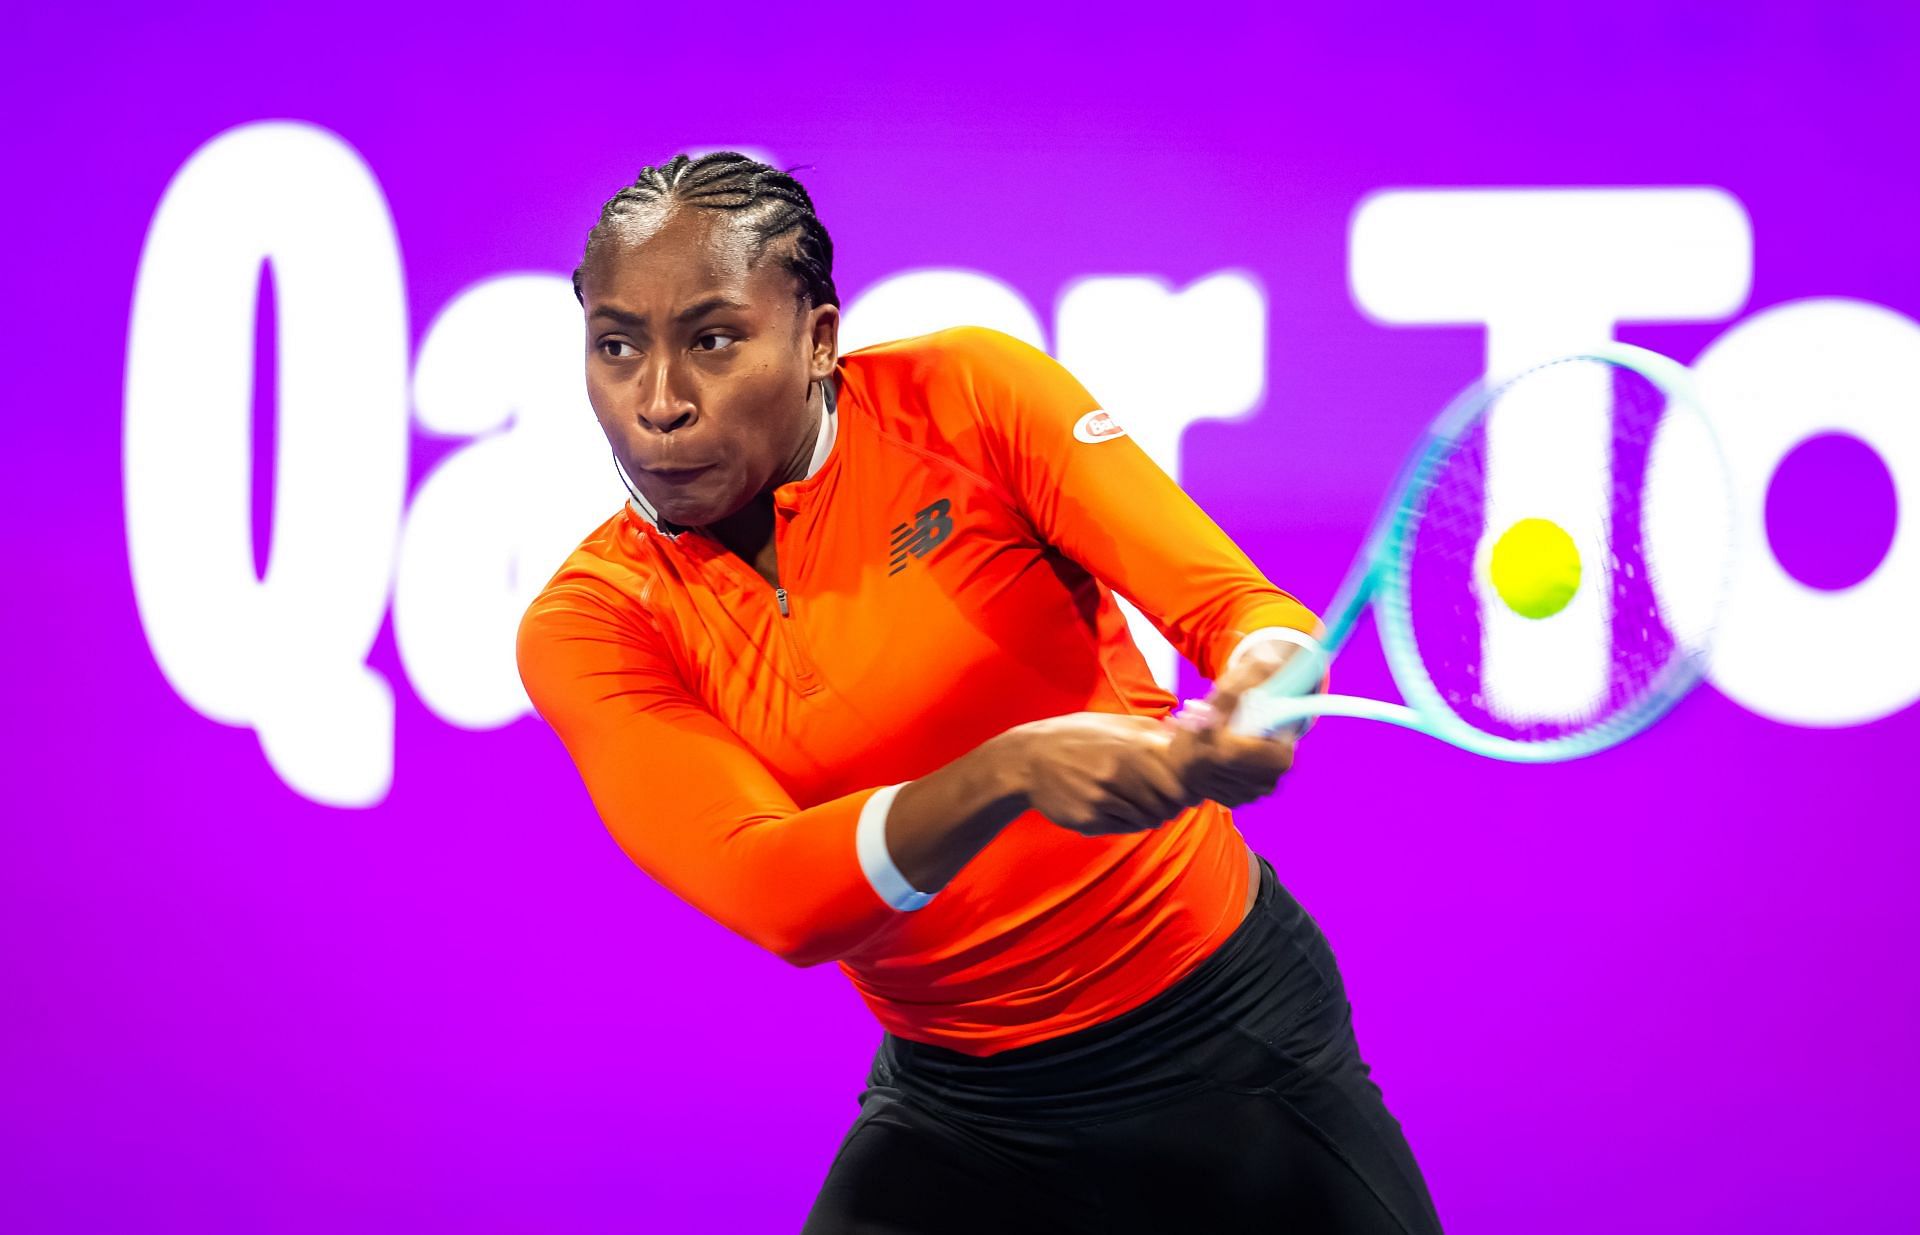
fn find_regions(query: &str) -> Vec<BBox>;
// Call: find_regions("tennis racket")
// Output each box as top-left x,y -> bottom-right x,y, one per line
1219,341 -> 1736,762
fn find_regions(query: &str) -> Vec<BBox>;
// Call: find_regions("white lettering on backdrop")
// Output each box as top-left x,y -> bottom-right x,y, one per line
124,124 -> 1916,806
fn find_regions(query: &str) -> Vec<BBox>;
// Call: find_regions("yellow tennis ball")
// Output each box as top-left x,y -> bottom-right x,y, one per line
1489,517 -> 1582,619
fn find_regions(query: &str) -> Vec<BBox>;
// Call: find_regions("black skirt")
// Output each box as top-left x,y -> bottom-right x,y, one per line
801,853 -> 1446,1234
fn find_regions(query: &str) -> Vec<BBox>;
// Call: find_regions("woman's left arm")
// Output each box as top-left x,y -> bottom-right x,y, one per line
947,325 -> 1323,692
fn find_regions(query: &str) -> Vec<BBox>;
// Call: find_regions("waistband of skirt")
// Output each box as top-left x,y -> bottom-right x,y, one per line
878,852 -> 1293,1097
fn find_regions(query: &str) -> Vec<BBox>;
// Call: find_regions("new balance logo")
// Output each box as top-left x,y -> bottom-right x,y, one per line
889,498 -> 953,575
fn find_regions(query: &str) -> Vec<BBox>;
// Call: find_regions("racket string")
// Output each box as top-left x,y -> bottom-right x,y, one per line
1391,357 -> 1724,748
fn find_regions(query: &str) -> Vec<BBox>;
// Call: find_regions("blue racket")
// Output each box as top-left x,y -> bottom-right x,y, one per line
1223,342 -> 1736,762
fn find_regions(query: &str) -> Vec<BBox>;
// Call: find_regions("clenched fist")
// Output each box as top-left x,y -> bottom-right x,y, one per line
1007,713 -> 1202,835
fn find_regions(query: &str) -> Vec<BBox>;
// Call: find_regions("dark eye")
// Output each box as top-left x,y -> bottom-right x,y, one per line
599,339 -> 637,359
693,333 -> 738,353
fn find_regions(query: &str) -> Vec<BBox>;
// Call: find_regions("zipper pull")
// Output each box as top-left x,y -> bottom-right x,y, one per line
775,586 -> 790,617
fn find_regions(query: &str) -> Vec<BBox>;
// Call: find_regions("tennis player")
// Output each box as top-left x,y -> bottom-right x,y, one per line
517,151 -> 1445,1234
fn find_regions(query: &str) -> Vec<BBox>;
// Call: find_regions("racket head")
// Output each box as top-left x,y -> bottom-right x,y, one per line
1360,341 -> 1736,761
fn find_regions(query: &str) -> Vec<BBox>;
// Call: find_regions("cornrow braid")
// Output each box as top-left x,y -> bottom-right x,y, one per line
572,151 -> 839,310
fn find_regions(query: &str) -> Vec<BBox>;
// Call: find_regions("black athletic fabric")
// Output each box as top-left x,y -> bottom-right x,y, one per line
801,854 -> 1446,1233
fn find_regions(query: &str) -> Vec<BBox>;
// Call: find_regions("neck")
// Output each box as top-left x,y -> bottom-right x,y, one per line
707,497 -> 777,579
775,377 -> 828,489
704,377 -> 828,576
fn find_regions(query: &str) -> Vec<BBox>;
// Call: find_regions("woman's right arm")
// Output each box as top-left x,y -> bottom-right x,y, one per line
517,579 -> 1197,968
874,711 -> 1203,899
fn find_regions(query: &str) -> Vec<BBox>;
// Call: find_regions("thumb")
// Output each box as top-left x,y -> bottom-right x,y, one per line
1199,682 -> 1247,735
1197,655 -> 1275,735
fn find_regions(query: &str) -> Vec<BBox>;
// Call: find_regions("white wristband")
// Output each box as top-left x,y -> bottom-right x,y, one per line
856,782 -> 934,911
1225,626 -> 1324,674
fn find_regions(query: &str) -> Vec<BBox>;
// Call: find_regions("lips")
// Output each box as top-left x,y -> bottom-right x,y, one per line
640,463 -> 715,480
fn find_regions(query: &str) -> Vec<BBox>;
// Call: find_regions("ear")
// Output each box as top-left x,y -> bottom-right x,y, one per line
806,301 -> 840,381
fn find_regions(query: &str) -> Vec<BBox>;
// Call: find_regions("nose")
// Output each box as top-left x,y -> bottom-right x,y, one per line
634,356 -> 697,436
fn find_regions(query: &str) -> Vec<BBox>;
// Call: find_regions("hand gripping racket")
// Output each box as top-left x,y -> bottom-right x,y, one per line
1224,341 -> 1736,762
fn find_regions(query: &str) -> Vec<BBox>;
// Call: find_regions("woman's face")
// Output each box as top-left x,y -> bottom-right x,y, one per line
580,204 -> 838,528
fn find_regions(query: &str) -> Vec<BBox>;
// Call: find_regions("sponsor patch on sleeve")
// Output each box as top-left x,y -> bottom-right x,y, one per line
1072,409 -> 1127,444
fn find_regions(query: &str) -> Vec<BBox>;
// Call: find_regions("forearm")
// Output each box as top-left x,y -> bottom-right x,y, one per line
861,729 -> 1034,906
570,718 -> 1041,965
524,590 -> 1039,965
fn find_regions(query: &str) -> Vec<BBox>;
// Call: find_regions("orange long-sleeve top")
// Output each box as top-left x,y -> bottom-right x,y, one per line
516,325 -> 1321,1056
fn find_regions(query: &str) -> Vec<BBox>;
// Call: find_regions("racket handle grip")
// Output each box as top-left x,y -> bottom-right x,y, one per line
1228,645 -> 1331,738
1227,694 -> 1312,739
1170,697 -> 1295,735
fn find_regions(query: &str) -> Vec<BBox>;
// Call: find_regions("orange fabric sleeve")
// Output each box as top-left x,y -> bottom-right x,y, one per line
948,327 -> 1322,680
515,578 -> 896,967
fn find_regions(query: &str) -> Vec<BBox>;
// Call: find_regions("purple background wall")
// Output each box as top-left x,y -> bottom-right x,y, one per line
6,4 -> 1915,1231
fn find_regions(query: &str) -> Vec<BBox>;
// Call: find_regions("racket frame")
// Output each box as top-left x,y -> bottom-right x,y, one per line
1234,341 -> 1728,762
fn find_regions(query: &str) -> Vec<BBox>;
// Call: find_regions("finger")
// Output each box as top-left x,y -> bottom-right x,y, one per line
1102,768 -> 1185,826
1169,730 -> 1263,806
1190,739 -> 1295,804
1168,699 -> 1219,734
1187,768 -> 1268,808
1163,726 -> 1210,786
1219,731 -> 1296,776
1202,666 -> 1283,734
1136,756 -> 1200,818
1197,683 -> 1247,733
1076,807 -> 1159,836
1136,752 -> 1198,810
1214,772 -> 1284,806
1056,803 -> 1143,836
1204,641 -> 1322,736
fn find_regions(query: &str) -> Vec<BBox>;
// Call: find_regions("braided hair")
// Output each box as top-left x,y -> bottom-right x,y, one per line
572,152 -> 838,311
